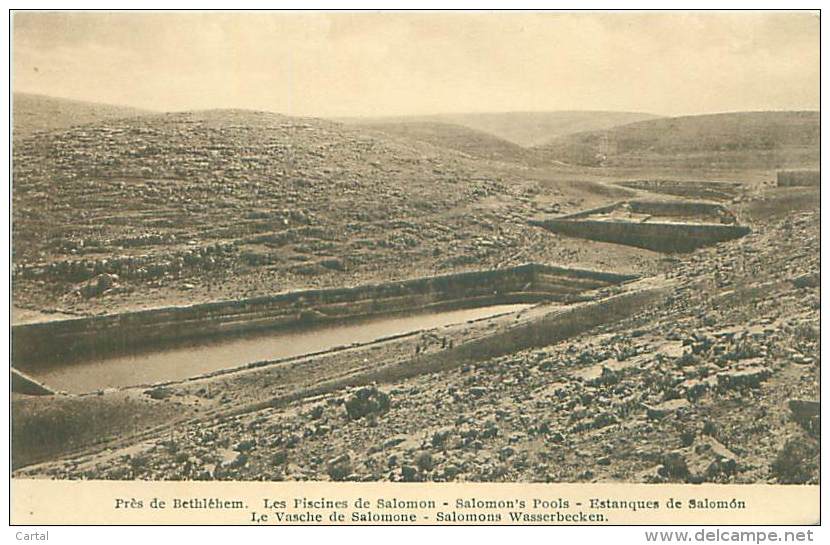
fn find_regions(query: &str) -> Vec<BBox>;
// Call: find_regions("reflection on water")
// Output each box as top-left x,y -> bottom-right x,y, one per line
25,304 -> 533,394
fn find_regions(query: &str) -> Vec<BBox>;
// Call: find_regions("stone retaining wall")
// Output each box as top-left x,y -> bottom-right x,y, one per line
533,201 -> 750,252
239,280 -> 673,415
12,263 -> 636,370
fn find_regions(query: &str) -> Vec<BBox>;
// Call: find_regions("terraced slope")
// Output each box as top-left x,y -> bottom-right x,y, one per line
12,109 -> 664,316
537,111 -> 819,168
17,192 -> 820,484
13,93 -> 152,139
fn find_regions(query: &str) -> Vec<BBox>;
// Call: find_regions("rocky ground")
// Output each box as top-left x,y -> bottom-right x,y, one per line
12,110 -> 665,319
17,200 -> 819,484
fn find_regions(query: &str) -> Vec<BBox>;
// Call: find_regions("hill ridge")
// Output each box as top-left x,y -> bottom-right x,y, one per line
338,110 -> 662,147
13,92 -> 154,139
535,110 -> 819,168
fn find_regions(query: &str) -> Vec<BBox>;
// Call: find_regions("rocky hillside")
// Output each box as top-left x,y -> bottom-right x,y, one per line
357,121 -> 536,164
13,109 -> 659,315
340,111 -> 661,147
13,93 -> 152,139
22,195 -> 819,484
537,111 -> 820,169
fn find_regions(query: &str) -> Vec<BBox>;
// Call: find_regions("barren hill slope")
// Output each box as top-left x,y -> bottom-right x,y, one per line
358,121 -> 537,163
339,111 -> 662,147
13,93 -> 153,139
537,111 -> 819,169
12,109 -> 662,315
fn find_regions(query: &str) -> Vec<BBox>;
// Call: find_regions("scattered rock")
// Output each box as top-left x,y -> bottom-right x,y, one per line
307,405 -> 325,420
717,367 -> 772,390
326,454 -> 352,481
468,387 -> 488,397
344,385 -> 390,420
788,399 -> 820,434
400,465 -> 419,482
771,437 -> 819,484
414,451 -> 434,472
234,439 -> 256,452
226,453 -> 248,470
792,273 -> 819,289
644,398 -> 690,420
382,435 -> 409,449
659,451 -> 689,480
431,427 -> 453,448
145,386 -> 174,400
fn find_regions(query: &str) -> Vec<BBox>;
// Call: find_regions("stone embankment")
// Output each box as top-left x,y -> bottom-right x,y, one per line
532,200 -> 750,252
12,263 -> 635,373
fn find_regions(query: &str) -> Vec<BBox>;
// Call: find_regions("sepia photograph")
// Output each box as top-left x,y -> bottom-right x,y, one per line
7,8 -> 821,527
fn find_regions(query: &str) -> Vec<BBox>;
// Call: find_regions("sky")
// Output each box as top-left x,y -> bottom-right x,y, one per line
12,11 -> 820,118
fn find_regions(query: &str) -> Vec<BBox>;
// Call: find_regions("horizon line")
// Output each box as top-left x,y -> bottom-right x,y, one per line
12,90 -> 820,120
